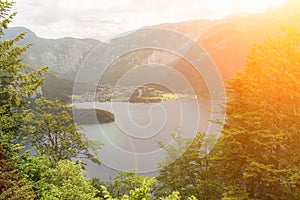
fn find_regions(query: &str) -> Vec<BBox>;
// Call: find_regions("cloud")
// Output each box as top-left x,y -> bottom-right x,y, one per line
10,0 -> 285,41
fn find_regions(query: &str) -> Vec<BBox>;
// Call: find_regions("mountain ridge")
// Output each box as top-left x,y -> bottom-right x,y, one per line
4,0 -> 300,101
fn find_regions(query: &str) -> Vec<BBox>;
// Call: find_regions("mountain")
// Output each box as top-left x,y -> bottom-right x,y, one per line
156,0 -> 300,81
4,0 -> 300,101
3,27 -> 101,80
95,0 -> 300,98
2,27 -> 101,102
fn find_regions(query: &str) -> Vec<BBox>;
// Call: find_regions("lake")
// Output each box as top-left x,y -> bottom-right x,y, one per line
73,98 -> 218,180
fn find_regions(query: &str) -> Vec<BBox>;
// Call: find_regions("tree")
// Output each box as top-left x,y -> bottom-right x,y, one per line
213,27 -> 300,199
101,178 -> 154,200
25,97 -> 102,165
105,170 -> 155,198
0,0 -> 47,153
37,159 -> 100,200
156,27 -> 300,200
0,0 -> 47,198
0,145 -> 38,200
156,132 -> 221,199
0,2 -> 47,110
101,177 -> 197,200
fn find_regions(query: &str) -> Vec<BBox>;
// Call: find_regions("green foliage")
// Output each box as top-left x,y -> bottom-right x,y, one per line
157,132 -> 221,199
159,191 -> 181,200
25,97 -> 102,165
156,27 -> 300,200
101,178 -> 154,200
0,0 -> 47,153
37,159 -> 100,200
0,0 -> 47,199
90,177 -> 106,198
0,1 -> 105,199
0,22 -> 47,108
213,27 -> 300,199
221,186 -> 249,200
102,177 -> 197,200
0,0 -> 15,30
0,145 -> 38,200
106,170 -> 154,198
20,155 -> 52,188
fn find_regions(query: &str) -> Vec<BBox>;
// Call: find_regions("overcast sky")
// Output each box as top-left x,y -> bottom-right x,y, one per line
11,0 -> 286,41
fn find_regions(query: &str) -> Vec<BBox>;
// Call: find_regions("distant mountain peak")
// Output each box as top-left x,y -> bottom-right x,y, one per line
6,26 -> 37,37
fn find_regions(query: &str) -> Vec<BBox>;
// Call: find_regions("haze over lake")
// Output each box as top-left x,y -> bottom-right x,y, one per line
73,98 -> 217,179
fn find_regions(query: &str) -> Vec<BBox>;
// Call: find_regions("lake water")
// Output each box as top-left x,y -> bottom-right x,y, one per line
73,98 -> 219,180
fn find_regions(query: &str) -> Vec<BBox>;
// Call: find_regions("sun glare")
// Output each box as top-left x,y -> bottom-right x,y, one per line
248,0 -> 286,12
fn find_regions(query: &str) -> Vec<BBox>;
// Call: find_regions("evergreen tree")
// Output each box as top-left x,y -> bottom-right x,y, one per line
0,1 -> 47,110
0,0 -> 47,160
0,0 -> 47,198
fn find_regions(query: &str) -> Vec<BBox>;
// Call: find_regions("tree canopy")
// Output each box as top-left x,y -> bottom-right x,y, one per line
25,97 -> 102,165
214,27 -> 300,199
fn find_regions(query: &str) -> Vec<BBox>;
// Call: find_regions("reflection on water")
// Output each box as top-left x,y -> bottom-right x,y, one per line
73,98 -> 213,180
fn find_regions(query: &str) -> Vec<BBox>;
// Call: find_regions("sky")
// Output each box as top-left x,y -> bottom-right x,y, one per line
11,0 -> 286,41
